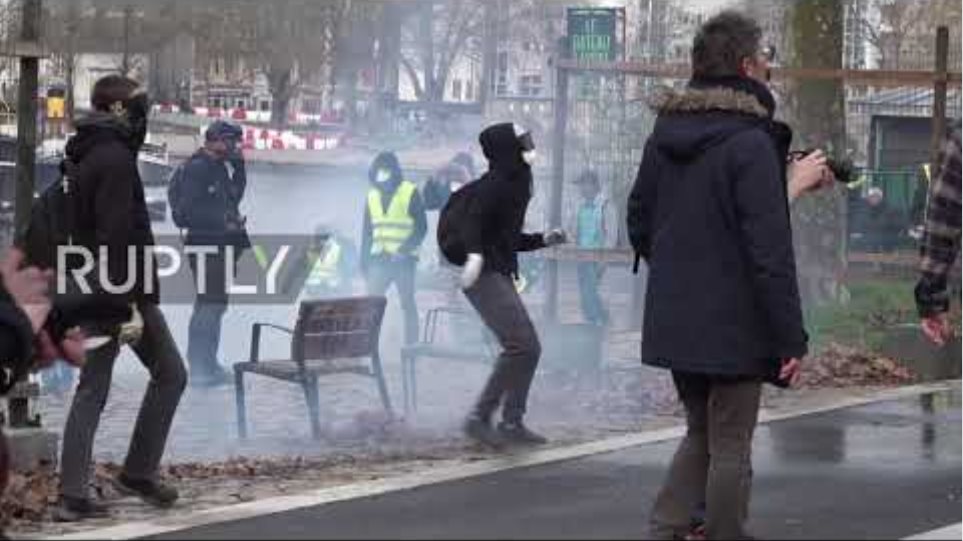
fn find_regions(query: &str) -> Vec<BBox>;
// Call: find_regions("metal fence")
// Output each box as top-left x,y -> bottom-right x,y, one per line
539,21 -> 962,321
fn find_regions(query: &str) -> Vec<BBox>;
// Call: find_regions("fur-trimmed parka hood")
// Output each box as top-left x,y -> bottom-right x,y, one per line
647,79 -> 777,163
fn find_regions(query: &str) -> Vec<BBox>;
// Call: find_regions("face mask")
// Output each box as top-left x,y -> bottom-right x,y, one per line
513,123 -> 537,166
522,149 -> 537,165
375,168 -> 392,184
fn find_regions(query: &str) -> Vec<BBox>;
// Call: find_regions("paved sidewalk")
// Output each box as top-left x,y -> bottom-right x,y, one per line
147,388 -> 961,540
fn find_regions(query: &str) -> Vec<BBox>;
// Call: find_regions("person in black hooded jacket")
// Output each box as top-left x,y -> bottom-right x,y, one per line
626,12 -> 811,540
460,123 -> 566,448
55,75 -> 187,522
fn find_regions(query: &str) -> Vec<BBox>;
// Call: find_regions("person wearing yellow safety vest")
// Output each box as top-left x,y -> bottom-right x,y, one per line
303,225 -> 357,299
360,151 -> 428,345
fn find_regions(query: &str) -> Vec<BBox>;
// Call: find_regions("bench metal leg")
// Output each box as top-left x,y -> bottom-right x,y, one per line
372,353 -> 393,417
234,368 -> 248,440
409,355 -> 418,413
302,377 -> 322,439
401,353 -> 411,416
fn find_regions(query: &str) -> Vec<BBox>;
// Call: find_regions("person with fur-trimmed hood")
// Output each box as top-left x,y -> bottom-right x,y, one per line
627,11 -> 809,540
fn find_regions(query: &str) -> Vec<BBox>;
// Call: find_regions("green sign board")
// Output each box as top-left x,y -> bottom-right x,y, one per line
568,8 -> 617,62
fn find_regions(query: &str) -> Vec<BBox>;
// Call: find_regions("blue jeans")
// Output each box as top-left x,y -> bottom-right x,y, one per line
577,262 -> 608,325
42,363 -> 76,394
187,247 -> 229,377
366,257 -> 419,345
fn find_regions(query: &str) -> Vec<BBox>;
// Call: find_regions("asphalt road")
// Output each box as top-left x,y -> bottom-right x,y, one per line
151,390 -> 962,540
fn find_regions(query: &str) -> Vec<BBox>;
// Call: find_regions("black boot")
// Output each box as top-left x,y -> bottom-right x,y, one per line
53,496 -> 110,522
463,414 -> 505,450
497,420 -> 548,445
114,473 -> 179,508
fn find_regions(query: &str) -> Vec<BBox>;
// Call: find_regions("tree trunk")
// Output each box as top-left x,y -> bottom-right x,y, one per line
374,0 -> 403,131
789,0 -> 848,308
479,0 -> 496,110
65,55 -> 75,128
419,0 -> 436,103
269,66 -> 295,128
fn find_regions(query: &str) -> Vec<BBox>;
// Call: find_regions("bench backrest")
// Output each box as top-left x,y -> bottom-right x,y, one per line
292,296 -> 387,363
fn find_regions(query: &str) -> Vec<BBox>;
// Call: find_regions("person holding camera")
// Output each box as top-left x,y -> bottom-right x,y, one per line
175,120 -> 250,387
56,75 -> 187,521
627,12 -> 812,539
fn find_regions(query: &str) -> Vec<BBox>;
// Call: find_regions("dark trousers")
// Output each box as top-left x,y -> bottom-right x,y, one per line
366,257 -> 419,346
577,262 -> 608,325
650,372 -> 762,541
463,271 -> 541,424
187,248 -> 229,377
60,303 -> 187,499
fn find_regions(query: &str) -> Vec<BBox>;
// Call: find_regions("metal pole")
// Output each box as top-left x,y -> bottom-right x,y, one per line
121,5 -> 132,76
479,0 -> 497,112
545,36 -> 569,323
645,0 -> 654,62
930,26 -> 949,170
10,0 -> 42,430
14,0 -> 41,240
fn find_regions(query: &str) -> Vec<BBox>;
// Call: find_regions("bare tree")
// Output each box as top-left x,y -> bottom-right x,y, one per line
43,0 -> 82,125
399,0 -> 485,104
850,0 -> 959,70
190,0 -> 345,127
0,0 -> 21,109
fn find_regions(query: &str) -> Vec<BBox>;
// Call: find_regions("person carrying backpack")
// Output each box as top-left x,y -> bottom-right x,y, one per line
440,123 -> 566,448
169,120 -> 249,387
51,75 -> 187,521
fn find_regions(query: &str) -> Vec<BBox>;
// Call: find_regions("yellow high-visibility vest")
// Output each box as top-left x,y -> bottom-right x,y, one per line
368,181 -> 416,255
306,240 -> 342,289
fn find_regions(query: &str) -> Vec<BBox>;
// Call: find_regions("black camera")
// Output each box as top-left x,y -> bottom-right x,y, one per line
789,149 -> 856,184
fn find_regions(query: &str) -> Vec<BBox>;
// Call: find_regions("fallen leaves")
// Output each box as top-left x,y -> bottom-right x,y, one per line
799,343 -> 916,388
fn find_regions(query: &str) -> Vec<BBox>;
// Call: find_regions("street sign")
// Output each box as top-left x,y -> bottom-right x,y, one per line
567,8 -> 620,99
568,8 -> 617,62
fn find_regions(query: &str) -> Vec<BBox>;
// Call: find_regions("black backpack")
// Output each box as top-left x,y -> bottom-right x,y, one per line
166,160 -> 190,228
437,179 -> 481,266
18,160 -> 133,338
19,160 -> 81,270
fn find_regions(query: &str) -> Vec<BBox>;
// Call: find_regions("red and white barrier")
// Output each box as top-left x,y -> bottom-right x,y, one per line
200,121 -> 344,153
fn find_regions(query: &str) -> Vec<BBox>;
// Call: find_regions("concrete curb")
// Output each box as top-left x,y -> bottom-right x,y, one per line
44,380 -> 961,541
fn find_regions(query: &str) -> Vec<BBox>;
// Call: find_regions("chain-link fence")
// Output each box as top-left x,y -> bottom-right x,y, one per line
544,11 -> 961,357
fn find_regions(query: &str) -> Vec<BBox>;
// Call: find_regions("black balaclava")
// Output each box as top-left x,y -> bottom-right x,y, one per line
368,150 -> 403,192
108,88 -> 150,150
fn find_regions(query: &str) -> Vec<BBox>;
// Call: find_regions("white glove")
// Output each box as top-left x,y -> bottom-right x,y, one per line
460,253 -> 484,290
544,228 -> 568,247
118,303 -> 144,345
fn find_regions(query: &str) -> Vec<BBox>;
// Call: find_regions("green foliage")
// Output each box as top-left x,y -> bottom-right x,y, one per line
806,278 -> 961,352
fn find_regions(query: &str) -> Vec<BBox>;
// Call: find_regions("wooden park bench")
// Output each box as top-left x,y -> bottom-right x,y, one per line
233,296 -> 393,439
